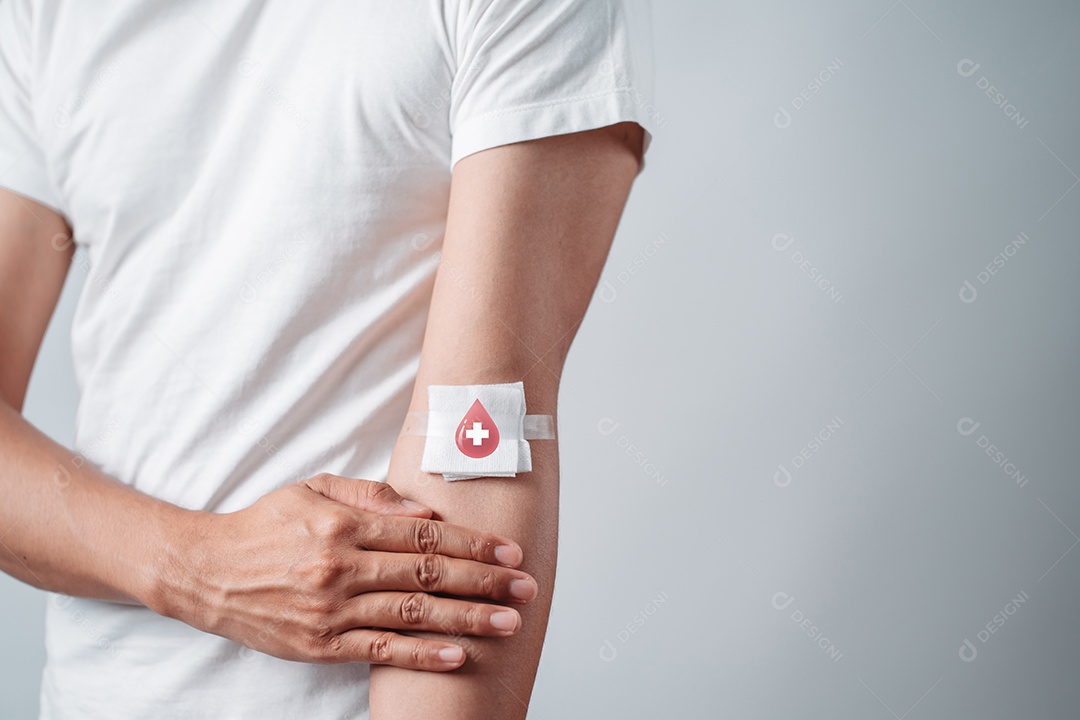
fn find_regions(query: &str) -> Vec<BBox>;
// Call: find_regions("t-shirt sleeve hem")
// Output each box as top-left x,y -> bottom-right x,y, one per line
0,168 -> 65,219
450,87 -> 655,174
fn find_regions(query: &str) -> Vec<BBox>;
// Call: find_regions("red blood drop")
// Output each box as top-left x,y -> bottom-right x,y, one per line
455,398 -> 500,458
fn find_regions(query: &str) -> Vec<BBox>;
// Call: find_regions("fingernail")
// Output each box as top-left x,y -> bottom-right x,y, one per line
490,610 -> 519,632
509,578 -> 537,601
438,646 -> 464,663
401,499 -> 429,511
494,545 -> 522,567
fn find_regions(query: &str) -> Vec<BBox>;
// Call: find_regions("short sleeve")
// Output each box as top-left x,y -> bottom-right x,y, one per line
0,0 -> 63,214
448,0 -> 656,171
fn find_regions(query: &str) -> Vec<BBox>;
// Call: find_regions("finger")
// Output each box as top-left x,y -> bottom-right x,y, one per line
340,592 -> 522,638
304,473 -> 433,518
360,516 -> 524,568
359,551 -> 538,604
328,628 -> 467,671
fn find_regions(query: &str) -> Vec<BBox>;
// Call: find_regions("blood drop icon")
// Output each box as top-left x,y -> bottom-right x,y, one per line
455,398 -> 499,458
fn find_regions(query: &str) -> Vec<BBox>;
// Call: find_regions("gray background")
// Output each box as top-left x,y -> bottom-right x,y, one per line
3,0 -> 1079,718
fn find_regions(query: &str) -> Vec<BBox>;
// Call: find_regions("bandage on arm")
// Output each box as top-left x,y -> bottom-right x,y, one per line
405,381 -> 556,480
369,121 -> 644,720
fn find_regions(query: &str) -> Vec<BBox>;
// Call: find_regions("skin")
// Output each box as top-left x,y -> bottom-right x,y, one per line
370,122 -> 645,719
0,120 -> 643,716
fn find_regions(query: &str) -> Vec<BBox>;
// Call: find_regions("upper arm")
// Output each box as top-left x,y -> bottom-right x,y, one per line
0,2 -> 73,410
0,189 -> 72,410
416,120 -> 644,402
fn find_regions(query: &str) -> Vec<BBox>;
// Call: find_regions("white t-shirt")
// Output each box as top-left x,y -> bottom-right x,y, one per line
0,1 -> 655,717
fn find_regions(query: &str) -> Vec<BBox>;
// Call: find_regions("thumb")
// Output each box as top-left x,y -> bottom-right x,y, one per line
303,474 -> 433,518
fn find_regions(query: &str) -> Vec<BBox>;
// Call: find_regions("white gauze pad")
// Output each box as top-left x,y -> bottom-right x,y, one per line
417,381 -> 554,481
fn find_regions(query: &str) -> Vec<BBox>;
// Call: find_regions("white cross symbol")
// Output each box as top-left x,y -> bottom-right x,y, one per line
464,421 -> 489,446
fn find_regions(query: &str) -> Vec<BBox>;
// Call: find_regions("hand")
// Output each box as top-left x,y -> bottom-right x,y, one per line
152,473 -> 539,671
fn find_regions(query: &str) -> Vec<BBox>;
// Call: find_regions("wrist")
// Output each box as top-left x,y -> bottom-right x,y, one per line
137,504 -> 214,620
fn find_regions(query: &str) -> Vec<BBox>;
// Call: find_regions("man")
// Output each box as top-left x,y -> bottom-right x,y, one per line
0,0 -> 654,717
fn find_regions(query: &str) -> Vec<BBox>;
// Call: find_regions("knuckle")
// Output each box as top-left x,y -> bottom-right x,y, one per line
367,631 -> 396,664
366,481 -> 399,502
467,533 -> 487,562
409,641 -> 428,667
312,621 -> 336,645
478,570 -> 497,597
313,593 -> 342,617
296,588 -> 340,621
413,519 -> 442,554
462,604 -> 485,634
282,481 -> 307,500
309,627 -> 342,662
305,472 -> 334,493
398,592 -> 429,626
315,510 -> 354,542
312,514 -> 340,540
415,554 -> 444,592
303,551 -> 345,591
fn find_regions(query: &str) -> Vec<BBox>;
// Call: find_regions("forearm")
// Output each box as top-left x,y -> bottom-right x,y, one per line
372,371 -> 560,718
0,400 -> 183,607
0,192 -> 180,606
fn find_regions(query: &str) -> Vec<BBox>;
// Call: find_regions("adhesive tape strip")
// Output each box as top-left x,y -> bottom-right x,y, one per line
404,411 -> 556,440
523,414 -> 556,440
